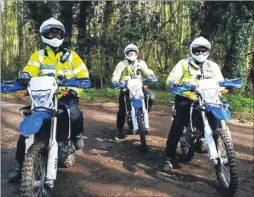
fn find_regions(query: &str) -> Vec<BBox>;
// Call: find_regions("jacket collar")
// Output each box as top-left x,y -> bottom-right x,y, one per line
45,45 -> 63,59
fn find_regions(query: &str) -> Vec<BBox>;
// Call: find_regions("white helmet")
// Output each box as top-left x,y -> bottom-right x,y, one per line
190,36 -> 211,63
124,44 -> 139,62
39,18 -> 65,48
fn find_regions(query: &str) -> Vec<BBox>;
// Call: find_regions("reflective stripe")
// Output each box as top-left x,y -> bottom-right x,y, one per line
68,53 -> 73,72
40,69 -> 56,74
68,53 -> 73,63
27,61 -> 41,68
38,49 -> 44,63
58,70 -> 74,76
73,63 -> 86,75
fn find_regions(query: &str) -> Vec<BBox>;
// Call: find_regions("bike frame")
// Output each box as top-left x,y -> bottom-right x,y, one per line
1,73 -> 91,187
123,88 -> 149,131
170,78 -> 242,164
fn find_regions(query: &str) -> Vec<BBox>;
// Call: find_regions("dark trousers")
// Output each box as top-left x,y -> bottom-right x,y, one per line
165,95 -> 192,159
15,97 -> 84,164
117,88 -> 155,130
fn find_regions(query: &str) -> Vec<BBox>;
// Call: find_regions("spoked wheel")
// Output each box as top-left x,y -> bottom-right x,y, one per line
180,130 -> 195,161
136,110 -> 148,153
20,142 -> 49,197
215,129 -> 238,196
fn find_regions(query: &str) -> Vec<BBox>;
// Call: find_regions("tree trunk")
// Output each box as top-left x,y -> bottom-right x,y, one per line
59,1 -> 73,48
76,1 -> 92,61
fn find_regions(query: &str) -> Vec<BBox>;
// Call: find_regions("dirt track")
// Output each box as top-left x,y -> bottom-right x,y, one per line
1,100 -> 253,197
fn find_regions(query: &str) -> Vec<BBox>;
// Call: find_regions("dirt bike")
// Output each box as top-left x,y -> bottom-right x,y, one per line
112,76 -> 157,153
169,78 -> 242,196
1,71 -> 90,197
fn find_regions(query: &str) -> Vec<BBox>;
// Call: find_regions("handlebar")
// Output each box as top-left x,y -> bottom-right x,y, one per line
111,77 -> 158,89
169,83 -> 195,94
219,78 -> 243,89
1,78 -> 91,94
169,78 -> 243,95
58,78 -> 91,89
1,81 -> 26,94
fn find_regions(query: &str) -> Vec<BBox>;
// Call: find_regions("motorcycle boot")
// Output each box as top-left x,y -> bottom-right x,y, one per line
74,135 -> 84,150
163,157 -> 182,172
115,111 -> 125,141
114,129 -> 125,141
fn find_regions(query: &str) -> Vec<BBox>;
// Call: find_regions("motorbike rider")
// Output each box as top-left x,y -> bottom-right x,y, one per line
163,36 -> 224,171
112,44 -> 156,141
8,18 -> 90,182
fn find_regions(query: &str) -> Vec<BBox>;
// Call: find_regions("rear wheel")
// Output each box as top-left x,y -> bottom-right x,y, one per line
20,142 -> 49,197
215,128 -> 238,196
136,110 -> 148,153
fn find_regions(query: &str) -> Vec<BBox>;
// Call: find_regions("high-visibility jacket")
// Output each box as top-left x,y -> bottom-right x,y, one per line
23,46 -> 89,95
166,58 -> 224,100
112,59 -> 154,83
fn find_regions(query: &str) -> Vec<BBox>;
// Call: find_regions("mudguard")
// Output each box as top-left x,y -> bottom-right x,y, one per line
19,111 -> 52,137
132,99 -> 142,109
206,105 -> 231,120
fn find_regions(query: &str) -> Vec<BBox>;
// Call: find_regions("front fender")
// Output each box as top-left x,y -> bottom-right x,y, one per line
19,111 -> 52,137
206,105 -> 231,120
132,99 -> 142,109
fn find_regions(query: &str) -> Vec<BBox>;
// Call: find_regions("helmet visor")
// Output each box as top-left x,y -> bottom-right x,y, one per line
42,28 -> 65,40
192,46 -> 210,56
127,51 -> 137,57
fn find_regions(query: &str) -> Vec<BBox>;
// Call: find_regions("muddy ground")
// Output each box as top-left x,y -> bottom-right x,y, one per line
1,100 -> 253,197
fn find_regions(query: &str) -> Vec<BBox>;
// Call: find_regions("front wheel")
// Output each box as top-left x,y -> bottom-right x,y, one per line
20,142 -> 49,197
136,110 -> 148,153
180,128 -> 195,161
215,128 -> 238,196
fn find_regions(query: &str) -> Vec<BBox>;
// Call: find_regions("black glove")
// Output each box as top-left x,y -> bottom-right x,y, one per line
68,89 -> 78,98
147,74 -> 155,82
112,81 -> 119,87
169,80 -> 180,88
17,72 -> 31,86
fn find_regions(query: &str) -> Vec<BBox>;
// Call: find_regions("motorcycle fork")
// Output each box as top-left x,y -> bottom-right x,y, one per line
221,120 -> 232,141
24,104 -> 34,153
199,97 -> 219,163
46,96 -> 58,186
142,98 -> 149,130
130,101 -> 149,131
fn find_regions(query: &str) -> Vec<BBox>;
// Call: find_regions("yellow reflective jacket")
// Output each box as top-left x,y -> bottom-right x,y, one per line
23,46 -> 89,95
112,59 -> 154,83
166,58 -> 224,100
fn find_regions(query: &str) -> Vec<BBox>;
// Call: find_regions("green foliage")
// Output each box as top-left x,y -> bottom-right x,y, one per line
79,88 -> 253,114
222,94 -> 254,113
80,88 -> 119,103
1,0 -> 254,99
79,88 -> 174,106
226,2 -> 253,86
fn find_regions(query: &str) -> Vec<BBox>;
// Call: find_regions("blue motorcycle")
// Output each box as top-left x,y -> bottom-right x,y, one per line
112,76 -> 157,152
169,78 -> 242,196
1,72 -> 90,197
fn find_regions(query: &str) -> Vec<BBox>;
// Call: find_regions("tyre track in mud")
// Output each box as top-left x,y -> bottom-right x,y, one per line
1,100 -> 253,197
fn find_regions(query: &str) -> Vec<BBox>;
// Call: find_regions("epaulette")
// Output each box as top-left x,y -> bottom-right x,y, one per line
60,48 -> 71,63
